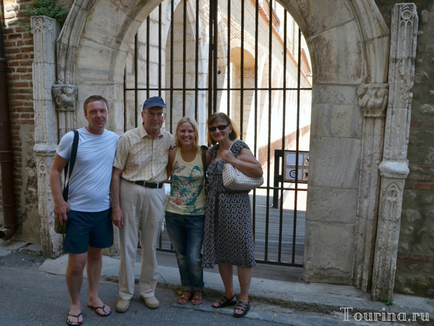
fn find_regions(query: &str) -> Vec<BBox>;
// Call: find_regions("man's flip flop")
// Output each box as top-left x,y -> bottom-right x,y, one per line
66,312 -> 83,326
88,303 -> 112,316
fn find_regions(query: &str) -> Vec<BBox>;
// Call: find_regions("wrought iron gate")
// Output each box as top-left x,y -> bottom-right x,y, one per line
123,0 -> 312,267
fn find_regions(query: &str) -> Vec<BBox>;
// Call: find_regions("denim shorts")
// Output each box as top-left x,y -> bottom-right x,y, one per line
64,208 -> 114,254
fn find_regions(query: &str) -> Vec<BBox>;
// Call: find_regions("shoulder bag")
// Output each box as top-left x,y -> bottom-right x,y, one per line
55,130 -> 79,234
222,140 -> 263,191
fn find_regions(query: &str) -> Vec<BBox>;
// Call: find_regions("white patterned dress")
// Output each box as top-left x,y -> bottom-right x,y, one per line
202,140 -> 256,268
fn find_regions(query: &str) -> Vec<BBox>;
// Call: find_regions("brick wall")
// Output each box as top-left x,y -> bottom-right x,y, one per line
0,0 -> 34,234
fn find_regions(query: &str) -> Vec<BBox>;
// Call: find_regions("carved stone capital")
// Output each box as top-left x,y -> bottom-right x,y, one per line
357,83 -> 389,118
52,84 -> 78,112
31,16 -> 55,34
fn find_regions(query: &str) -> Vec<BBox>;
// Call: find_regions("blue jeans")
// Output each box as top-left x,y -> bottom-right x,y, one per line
165,212 -> 205,291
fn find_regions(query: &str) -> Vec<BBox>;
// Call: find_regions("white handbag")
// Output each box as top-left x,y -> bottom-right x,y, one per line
222,140 -> 263,191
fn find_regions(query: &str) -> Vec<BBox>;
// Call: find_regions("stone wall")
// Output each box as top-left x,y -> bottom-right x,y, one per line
375,0 -> 434,298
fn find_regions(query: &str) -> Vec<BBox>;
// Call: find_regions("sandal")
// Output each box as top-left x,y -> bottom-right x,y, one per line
177,290 -> 193,304
233,300 -> 251,318
234,301 -> 250,318
191,291 -> 203,305
212,294 -> 237,308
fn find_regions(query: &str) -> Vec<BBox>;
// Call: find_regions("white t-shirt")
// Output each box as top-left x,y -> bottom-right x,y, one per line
56,127 -> 119,212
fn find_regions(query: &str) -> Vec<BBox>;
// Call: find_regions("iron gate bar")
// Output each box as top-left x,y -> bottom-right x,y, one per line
251,0 -> 259,241
135,33 -> 139,128
261,186 -> 308,191
195,0 -> 199,121
256,259 -> 303,267
183,0 -> 187,116
212,0 -> 218,115
264,0 -> 273,262
123,68 -> 127,131
170,0 -> 174,133
123,65 -> 126,130
291,28 -> 303,264
227,0 -> 231,118
208,0 -> 211,116
208,0 -> 217,116
207,0 -> 212,117
124,87 -> 312,91
159,4 -> 162,97
278,11 -> 288,264
240,0 -> 244,139
146,17 -> 150,100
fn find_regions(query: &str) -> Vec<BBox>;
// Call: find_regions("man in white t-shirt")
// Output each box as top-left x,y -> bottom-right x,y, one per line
50,95 -> 119,326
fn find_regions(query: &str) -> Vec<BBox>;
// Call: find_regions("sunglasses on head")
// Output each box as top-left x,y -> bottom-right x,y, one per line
209,124 -> 229,132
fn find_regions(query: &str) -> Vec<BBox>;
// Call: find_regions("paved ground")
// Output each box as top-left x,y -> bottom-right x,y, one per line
1,240 -> 433,325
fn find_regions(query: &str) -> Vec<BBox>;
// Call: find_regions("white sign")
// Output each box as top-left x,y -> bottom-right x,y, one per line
283,150 -> 309,182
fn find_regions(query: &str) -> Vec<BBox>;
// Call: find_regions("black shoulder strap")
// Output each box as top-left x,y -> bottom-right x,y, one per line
200,145 -> 209,194
68,130 -> 79,176
62,130 -> 79,201
200,145 -> 208,174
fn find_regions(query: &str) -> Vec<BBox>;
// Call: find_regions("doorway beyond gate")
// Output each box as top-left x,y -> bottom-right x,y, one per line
123,0 -> 312,267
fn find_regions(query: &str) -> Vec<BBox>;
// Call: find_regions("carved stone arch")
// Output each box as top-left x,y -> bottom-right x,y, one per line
56,0 -> 390,289
57,0 -> 169,133
277,0 -> 389,85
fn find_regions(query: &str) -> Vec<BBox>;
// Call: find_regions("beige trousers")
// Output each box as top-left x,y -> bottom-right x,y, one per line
118,178 -> 165,300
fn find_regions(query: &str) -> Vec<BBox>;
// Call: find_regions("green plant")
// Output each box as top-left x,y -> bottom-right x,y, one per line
385,298 -> 394,306
15,0 -> 69,29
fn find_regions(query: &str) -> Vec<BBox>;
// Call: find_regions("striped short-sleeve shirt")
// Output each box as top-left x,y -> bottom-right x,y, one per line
113,125 -> 174,182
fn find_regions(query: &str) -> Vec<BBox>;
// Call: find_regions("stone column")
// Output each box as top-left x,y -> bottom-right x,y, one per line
371,4 -> 418,301
31,16 -> 63,258
354,83 -> 388,292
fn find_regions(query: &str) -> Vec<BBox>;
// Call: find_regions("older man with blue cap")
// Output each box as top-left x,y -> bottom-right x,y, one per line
111,96 -> 174,312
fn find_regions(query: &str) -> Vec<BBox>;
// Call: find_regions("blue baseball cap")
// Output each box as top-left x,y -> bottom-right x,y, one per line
143,96 -> 166,110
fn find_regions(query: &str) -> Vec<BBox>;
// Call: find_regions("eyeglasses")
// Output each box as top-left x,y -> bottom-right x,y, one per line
145,112 -> 165,118
209,124 -> 229,132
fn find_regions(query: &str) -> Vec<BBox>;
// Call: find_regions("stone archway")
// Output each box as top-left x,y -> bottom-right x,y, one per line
54,0 -> 390,293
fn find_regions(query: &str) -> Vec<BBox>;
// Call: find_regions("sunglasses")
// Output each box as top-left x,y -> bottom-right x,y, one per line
209,124 -> 229,132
